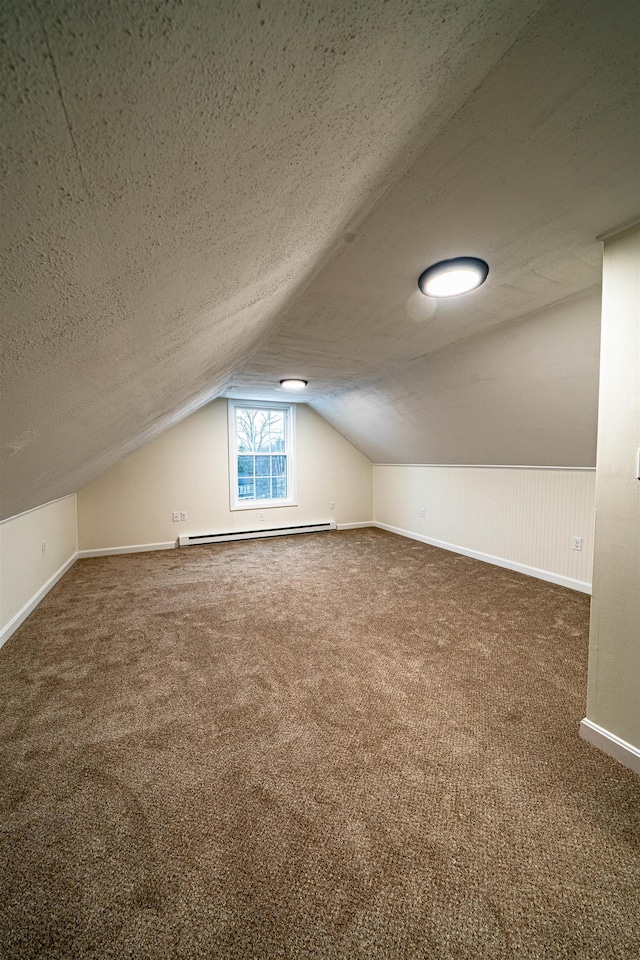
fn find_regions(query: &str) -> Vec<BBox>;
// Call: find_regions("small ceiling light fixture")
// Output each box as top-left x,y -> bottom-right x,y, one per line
418,256 -> 489,298
280,378 -> 308,390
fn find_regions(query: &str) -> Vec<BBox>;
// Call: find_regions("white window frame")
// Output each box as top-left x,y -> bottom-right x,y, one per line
227,399 -> 297,510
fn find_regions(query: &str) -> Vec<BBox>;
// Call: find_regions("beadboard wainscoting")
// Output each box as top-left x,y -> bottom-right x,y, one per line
0,494 -> 78,647
373,465 -> 595,592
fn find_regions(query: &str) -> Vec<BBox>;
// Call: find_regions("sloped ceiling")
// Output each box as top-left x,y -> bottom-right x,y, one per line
1,0 -> 638,519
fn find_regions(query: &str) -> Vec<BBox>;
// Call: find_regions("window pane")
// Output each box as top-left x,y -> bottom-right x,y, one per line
272,477 -> 287,499
256,477 -> 270,498
237,455 -> 254,477
231,401 -> 293,507
236,408 -> 257,452
272,455 -> 286,476
255,455 -> 271,476
238,478 -> 255,499
254,411 -> 272,452
268,412 -> 285,451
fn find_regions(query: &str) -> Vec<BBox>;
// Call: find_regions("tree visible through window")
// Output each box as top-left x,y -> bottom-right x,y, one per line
228,401 -> 296,508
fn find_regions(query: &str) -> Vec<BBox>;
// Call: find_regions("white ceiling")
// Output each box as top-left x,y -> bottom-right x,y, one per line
1,0 -> 638,519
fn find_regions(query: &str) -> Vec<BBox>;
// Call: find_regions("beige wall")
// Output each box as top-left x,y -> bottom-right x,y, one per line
586,224 -> 640,755
77,400 -> 373,551
374,465 -> 595,590
0,494 -> 78,646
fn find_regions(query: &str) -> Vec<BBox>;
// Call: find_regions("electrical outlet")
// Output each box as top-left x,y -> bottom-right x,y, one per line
330,500 -> 335,510
572,536 -> 583,551
420,507 -> 425,518
41,540 -> 46,554
172,511 -> 180,522
180,511 -> 187,521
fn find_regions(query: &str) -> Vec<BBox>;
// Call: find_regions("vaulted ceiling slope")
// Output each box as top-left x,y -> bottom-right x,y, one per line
1,0 -> 638,519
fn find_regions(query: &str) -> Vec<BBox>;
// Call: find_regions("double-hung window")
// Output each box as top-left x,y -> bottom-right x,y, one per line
228,400 -> 297,509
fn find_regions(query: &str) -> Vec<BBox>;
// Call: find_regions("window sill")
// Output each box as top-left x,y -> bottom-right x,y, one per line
230,500 -> 298,511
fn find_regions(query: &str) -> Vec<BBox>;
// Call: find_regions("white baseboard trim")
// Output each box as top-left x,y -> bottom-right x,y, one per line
78,541 -> 177,558
0,553 -> 78,649
580,718 -> 640,776
373,522 -> 591,594
336,522 -> 375,530
79,527 -> 376,552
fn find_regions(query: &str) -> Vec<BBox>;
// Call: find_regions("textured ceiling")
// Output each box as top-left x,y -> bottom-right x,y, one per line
313,292 -> 602,467
1,0 -> 639,519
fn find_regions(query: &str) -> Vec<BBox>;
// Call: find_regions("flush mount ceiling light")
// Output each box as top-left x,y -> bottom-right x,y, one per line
418,257 -> 489,298
280,378 -> 308,390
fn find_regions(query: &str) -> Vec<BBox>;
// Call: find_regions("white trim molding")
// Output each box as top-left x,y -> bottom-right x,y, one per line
373,463 -> 595,471
0,553 -> 78,649
0,492 -> 77,526
228,399 -> 297,511
580,719 -> 640,776
78,542 -> 177,558
374,522 -> 591,594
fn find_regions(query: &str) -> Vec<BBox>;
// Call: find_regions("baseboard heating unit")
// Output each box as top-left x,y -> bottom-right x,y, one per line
178,521 -> 336,547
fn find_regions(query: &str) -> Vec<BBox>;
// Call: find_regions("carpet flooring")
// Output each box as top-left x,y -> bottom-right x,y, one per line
0,528 -> 638,959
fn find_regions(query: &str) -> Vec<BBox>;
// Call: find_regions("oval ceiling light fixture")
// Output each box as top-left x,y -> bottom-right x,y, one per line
418,256 -> 489,298
280,378 -> 308,390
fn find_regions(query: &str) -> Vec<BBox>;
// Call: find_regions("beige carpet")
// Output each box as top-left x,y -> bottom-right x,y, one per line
1,528 -> 638,959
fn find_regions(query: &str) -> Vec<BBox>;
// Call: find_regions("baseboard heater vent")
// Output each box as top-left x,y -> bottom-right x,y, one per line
178,521 -> 336,547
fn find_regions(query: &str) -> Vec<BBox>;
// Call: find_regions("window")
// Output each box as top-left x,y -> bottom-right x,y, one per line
228,400 -> 297,509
